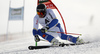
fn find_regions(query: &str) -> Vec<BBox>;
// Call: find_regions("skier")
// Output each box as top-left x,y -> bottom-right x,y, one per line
33,4 -> 83,46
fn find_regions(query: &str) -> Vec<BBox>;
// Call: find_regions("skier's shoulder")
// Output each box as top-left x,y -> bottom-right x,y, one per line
47,9 -> 56,18
34,14 -> 39,19
47,9 -> 53,13
47,9 -> 52,11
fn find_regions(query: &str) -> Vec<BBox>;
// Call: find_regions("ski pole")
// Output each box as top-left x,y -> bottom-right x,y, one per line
35,41 -> 37,46
47,31 -> 82,36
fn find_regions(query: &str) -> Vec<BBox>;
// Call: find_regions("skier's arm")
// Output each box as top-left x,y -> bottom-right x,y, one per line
41,9 -> 58,33
47,9 -> 58,29
41,19 -> 58,33
47,19 -> 58,28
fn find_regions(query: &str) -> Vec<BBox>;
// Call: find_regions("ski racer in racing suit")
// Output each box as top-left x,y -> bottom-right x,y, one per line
33,4 -> 79,46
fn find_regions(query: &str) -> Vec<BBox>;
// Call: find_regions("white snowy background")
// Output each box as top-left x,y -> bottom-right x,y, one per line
0,0 -> 100,54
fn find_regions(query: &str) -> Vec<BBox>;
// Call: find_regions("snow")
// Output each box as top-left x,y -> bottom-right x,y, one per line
0,36 -> 100,54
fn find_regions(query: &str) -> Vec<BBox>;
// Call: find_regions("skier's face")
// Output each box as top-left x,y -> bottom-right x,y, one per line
37,12 -> 45,18
38,14 -> 45,18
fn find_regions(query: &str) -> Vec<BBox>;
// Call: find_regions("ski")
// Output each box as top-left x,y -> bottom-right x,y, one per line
28,46 -> 51,50
28,41 -> 90,50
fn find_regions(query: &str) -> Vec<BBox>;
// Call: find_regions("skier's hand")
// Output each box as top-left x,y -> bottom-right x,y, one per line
34,34 -> 40,42
41,26 -> 49,33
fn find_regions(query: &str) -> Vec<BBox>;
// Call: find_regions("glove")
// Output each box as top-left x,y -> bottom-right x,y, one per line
34,34 -> 40,42
41,26 -> 49,33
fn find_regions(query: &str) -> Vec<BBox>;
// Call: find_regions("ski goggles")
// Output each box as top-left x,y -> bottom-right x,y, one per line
37,12 -> 44,15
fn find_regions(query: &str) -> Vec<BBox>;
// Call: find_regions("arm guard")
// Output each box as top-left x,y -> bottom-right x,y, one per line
47,19 -> 58,28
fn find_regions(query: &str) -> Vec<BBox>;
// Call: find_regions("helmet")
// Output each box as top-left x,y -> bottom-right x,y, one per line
36,4 -> 47,16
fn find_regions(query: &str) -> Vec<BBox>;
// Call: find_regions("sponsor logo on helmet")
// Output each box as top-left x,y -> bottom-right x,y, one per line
37,9 -> 45,12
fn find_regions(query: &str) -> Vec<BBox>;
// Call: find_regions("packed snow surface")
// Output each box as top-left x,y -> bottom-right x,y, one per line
0,36 -> 100,54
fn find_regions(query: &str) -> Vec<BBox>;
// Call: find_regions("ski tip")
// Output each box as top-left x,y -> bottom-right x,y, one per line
28,46 -> 35,50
